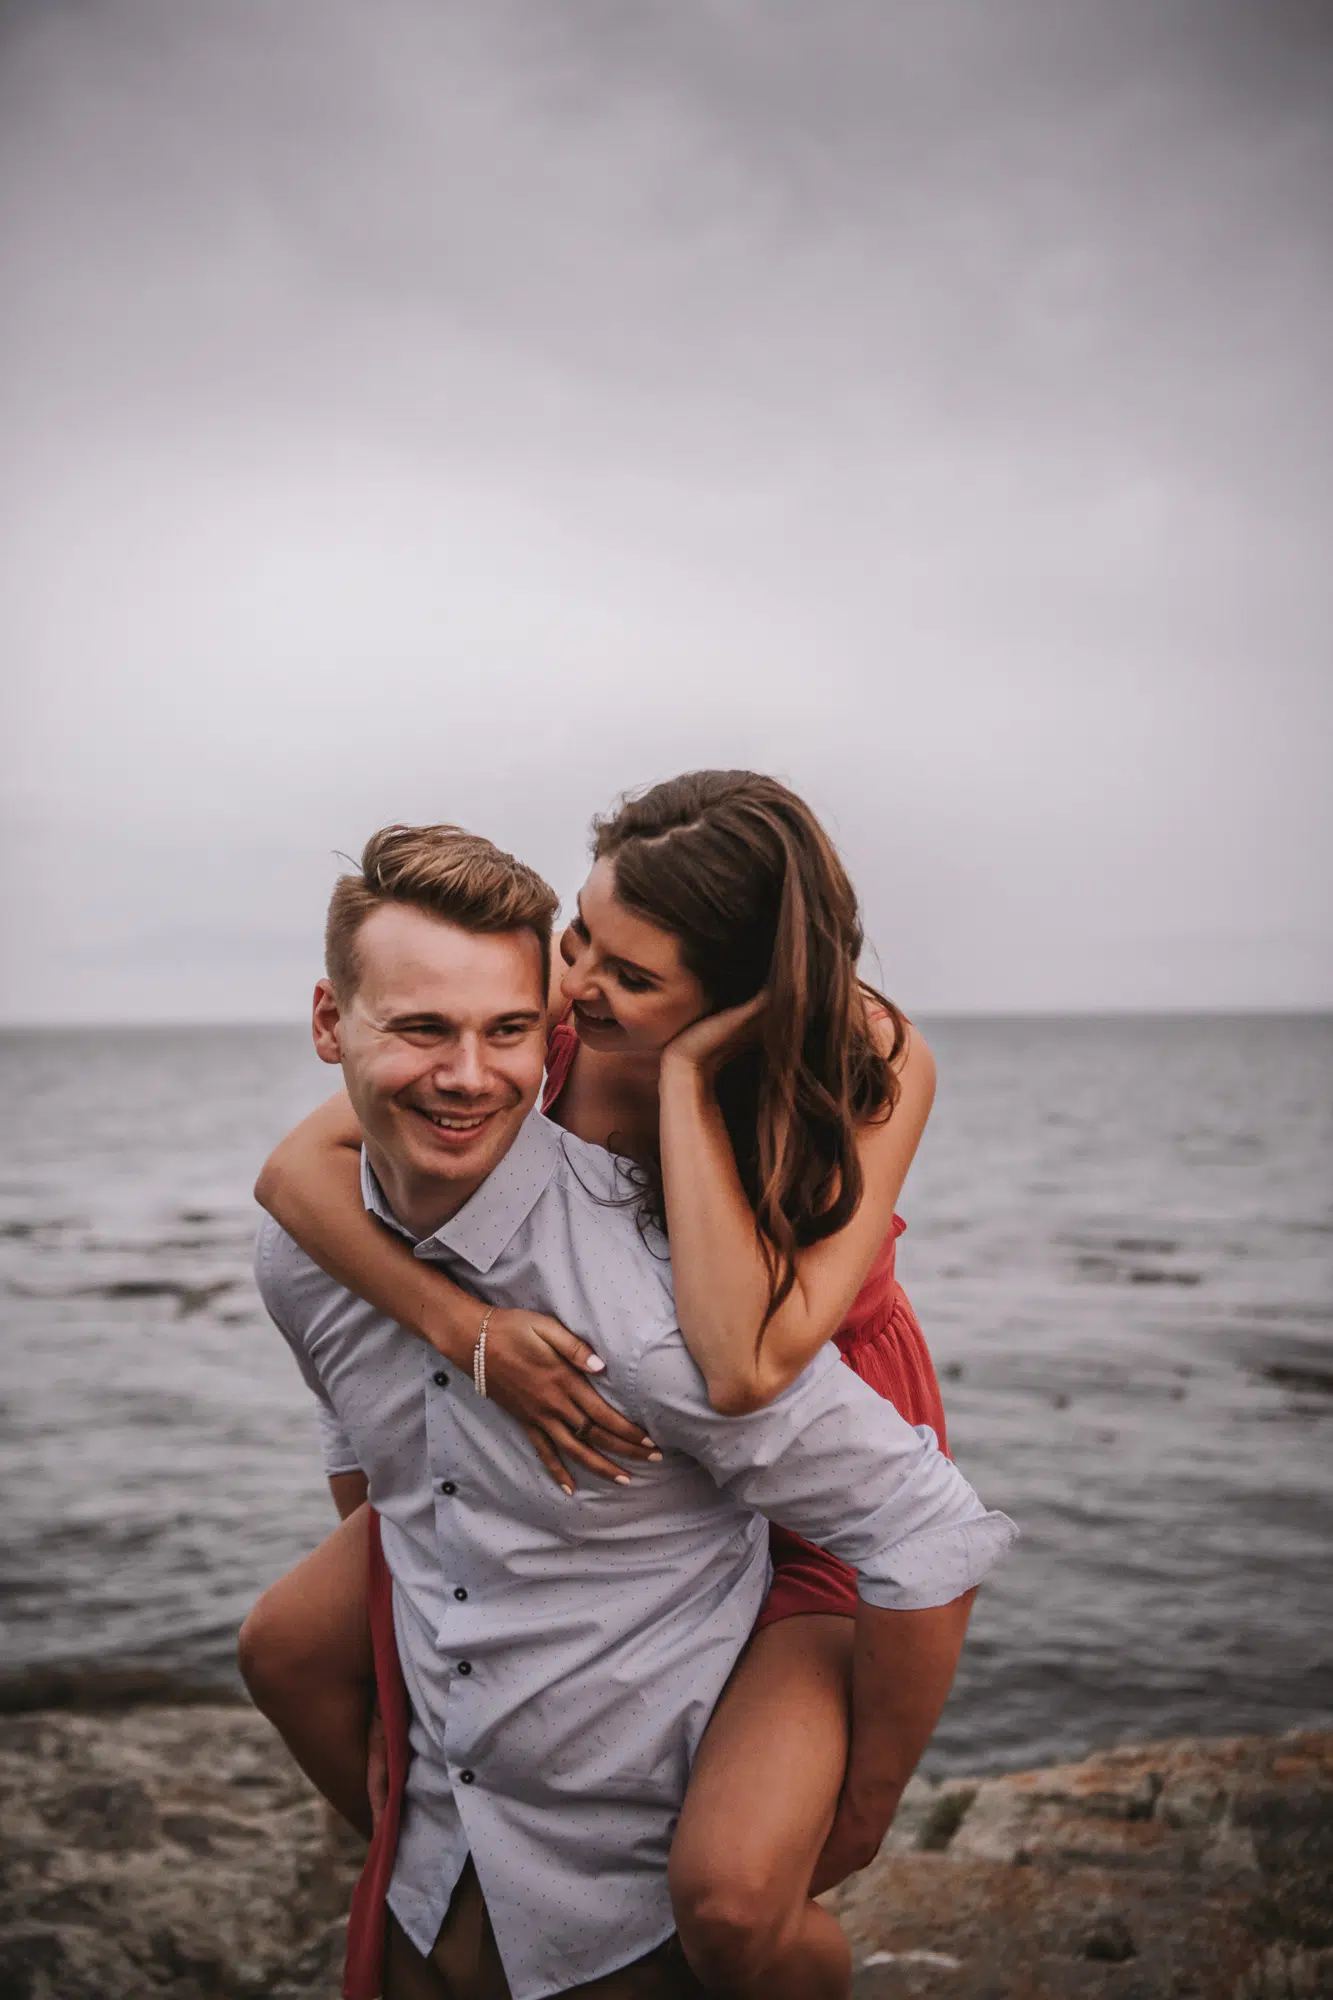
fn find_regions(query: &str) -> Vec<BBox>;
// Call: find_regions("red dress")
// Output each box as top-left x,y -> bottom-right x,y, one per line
342,1019 -> 947,1998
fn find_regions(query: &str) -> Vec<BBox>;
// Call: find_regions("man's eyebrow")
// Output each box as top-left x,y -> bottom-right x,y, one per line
383,1008 -> 544,1029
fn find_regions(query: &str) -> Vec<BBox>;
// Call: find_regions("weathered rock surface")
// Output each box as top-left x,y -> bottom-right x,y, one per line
0,1703 -> 362,1999
827,1731 -> 1333,1999
0,1706 -> 1328,1998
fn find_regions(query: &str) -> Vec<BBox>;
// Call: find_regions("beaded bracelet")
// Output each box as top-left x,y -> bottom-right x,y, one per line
472,1305 -> 495,1399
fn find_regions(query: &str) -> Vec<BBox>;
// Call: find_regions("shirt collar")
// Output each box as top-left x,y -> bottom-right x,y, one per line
360,1108 -> 564,1274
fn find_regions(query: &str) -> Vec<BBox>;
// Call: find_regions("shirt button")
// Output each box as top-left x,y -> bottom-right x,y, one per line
439,1481 -> 456,1496
457,1660 -> 472,1676
433,1371 -> 449,1388
460,1769 -> 476,1784
454,1586 -> 468,1601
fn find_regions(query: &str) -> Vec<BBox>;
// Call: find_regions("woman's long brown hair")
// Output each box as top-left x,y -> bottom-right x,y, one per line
592,770 -> 906,1334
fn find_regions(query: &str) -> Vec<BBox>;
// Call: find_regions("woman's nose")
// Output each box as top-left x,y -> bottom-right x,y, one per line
559,946 -> 597,1004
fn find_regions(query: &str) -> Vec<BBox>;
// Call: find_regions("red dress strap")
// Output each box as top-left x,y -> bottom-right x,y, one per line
542,1013 -> 579,1115
343,1511 -> 410,1999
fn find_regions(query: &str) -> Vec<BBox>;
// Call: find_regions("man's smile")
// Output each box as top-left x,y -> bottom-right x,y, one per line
407,1102 -> 507,1139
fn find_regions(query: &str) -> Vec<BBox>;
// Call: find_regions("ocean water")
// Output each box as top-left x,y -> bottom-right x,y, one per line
0,1016 -> 1329,1775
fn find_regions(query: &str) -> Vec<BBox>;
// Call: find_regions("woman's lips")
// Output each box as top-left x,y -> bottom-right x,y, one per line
572,1002 -> 621,1033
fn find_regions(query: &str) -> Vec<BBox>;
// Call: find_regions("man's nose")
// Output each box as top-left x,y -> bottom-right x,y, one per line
432,1036 -> 487,1093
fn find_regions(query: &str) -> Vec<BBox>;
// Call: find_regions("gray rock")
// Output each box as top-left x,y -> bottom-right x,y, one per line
0,1705 -> 363,1998
828,1731 -> 1333,1998
1,1708 -> 1328,1997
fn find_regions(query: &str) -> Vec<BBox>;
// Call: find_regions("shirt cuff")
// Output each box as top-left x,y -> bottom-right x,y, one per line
314,1403 -> 361,1479
857,1509 -> 1018,1611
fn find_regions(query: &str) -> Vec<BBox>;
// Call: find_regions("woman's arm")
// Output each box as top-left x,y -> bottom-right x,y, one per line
658,1019 -> 937,1415
256,1093 -> 660,1488
256,1092 -> 480,1356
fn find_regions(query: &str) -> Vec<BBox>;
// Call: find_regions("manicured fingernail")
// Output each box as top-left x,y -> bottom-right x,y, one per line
614,1474 -> 632,1486
561,1484 -> 574,1496
648,1451 -> 663,1462
584,1355 -> 606,1372
641,1438 -> 657,1448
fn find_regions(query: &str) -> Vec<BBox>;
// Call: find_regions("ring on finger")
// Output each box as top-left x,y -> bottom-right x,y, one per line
574,1417 -> 593,1442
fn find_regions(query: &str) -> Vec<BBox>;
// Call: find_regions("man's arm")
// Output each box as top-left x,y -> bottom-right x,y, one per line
329,1471 -> 369,1520
635,1334 -> 1015,1873
811,1591 -> 974,1892
635,1335 -> 1016,1614
256,1216 -> 368,1499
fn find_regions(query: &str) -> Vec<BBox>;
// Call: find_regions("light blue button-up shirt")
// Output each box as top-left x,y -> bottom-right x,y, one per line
256,1110 -> 1015,2000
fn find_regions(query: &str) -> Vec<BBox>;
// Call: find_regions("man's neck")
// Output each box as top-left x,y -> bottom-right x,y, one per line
364,1141 -> 482,1243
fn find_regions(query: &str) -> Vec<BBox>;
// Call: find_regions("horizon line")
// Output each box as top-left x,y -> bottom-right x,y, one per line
1,1004 -> 1330,1033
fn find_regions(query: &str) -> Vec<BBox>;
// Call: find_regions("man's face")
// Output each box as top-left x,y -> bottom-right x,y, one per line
312,904 -> 548,1222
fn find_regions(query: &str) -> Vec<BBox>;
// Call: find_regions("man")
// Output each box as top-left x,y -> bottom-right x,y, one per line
251,823 -> 1015,2000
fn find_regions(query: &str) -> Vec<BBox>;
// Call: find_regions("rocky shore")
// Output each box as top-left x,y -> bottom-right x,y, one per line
0,1697 -> 1328,1999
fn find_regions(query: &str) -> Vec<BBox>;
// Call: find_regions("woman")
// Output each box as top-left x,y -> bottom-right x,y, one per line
244,770 -> 944,2000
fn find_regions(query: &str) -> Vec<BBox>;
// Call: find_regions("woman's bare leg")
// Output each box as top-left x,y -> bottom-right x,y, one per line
669,1614 -> 855,2000
238,1504 -> 376,1838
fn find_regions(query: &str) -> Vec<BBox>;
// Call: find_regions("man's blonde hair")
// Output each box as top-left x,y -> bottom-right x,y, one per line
325,824 -> 559,999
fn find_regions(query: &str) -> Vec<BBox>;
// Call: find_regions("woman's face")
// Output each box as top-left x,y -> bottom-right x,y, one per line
558,857 -> 710,1055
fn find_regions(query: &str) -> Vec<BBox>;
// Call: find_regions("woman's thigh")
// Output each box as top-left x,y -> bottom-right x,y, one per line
239,1502 -> 373,1687
669,1612 -> 853,1913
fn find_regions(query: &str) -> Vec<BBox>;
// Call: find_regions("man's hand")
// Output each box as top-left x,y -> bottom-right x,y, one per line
809,1776 -> 904,1896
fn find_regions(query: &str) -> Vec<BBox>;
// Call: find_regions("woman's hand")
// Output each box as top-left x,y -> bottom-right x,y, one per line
660,992 -> 768,1083
478,1309 -> 661,1494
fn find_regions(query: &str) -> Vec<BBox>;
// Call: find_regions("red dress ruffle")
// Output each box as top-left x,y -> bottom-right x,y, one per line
757,1215 -> 948,1627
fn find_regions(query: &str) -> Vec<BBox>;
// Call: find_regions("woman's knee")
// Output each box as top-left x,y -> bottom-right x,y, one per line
238,1509 -> 374,1711
236,1575 -> 341,1712
669,1845 -> 797,1988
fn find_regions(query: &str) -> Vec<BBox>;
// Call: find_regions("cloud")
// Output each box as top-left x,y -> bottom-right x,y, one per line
1,0 -> 1330,1017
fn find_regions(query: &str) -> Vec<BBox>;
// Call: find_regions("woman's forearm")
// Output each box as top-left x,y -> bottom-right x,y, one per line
657,1058 -> 802,1413
659,1026 -> 936,1413
255,1116 -> 484,1366
256,1099 -> 662,1484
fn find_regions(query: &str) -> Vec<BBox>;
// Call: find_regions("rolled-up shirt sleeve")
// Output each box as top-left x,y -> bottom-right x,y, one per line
634,1333 -> 1017,1611
313,1399 -> 362,1479
254,1216 -> 362,1478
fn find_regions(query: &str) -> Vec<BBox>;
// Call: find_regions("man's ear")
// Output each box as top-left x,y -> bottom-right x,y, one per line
312,979 -> 344,1066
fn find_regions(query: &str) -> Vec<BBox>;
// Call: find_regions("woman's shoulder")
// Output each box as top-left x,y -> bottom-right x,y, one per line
862,995 -> 930,1067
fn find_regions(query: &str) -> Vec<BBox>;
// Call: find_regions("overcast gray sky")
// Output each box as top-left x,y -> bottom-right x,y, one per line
2,0 -> 1330,1022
